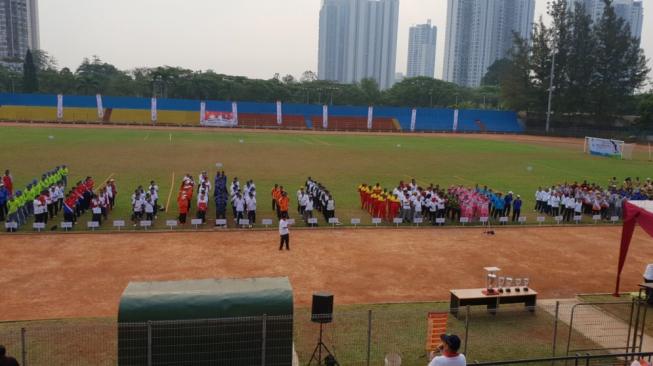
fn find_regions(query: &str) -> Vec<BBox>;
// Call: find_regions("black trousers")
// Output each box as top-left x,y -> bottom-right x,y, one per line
279,234 -> 289,250
0,202 -> 6,221
248,210 -> 256,225
512,209 -> 521,222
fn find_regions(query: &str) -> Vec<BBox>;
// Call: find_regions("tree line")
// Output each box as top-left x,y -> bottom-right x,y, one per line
489,0 -> 651,126
2,51 -> 503,110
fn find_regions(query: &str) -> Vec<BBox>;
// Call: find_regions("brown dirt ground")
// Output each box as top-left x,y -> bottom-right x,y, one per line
2,225 -> 652,321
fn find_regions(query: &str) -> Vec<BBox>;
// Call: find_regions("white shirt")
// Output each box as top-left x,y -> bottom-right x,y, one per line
305,200 -> 314,211
246,197 -> 257,211
235,197 -> 245,212
144,200 -> 154,213
279,219 -> 289,235
428,354 -> 466,366
326,199 -> 335,210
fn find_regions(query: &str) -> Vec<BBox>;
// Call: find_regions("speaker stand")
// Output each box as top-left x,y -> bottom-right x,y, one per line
307,323 -> 338,366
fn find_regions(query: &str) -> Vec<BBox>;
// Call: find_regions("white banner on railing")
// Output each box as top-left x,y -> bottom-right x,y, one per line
410,108 -> 417,132
199,102 -> 206,123
453,109 -> 459,132
586,137 -> 624,157
96,94 -> 104,119
56,94 -> 63,119
367,106 -> 373,129
151,98 -> 157,123
322,105 -> 328,129
232,102 -> 238,125
276,100 -> 282,125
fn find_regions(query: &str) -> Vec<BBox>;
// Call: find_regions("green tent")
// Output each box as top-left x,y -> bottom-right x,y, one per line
117,277 -> 293,366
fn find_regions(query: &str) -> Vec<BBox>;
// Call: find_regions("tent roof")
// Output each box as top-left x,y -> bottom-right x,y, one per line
118,277 -> 293,322
627,200 -> 653,213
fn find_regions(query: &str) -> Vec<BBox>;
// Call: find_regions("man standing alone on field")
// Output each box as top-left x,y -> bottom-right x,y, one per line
0,345 -> 19,366
279,217 -> 290,251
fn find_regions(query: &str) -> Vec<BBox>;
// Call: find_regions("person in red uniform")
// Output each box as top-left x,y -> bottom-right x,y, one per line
2,170 -> 13,197
178,193 -> 189,224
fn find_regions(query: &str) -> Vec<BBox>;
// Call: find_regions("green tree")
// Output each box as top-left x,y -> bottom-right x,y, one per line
592,0 -> 649,117
565,2 -> 596,113
359,78 -> 381,105
639,94 -> 653,127
22,49 -> 39,93
500,36 -> 535,111
481,59 -> 512,86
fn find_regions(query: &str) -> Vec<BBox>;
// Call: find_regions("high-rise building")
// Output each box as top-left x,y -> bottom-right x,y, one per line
568,0 -> 643,42
407,20 -> 437,78
0,0 -> 39,60
318,0 -> 400,90
443,0 -> 535,88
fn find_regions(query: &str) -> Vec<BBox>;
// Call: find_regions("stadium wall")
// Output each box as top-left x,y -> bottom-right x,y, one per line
0,93 -> 523,133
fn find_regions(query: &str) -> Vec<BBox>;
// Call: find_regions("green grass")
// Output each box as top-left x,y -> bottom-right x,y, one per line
0,302 -> 603,366
0,125 -> 649,231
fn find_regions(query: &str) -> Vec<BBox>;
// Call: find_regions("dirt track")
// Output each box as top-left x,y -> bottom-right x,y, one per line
2,226 -> 652,321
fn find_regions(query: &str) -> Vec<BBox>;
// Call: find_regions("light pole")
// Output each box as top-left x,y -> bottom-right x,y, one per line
545,28 -> 560,134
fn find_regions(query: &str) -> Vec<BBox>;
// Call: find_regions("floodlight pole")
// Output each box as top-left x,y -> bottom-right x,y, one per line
545,37 -> 558,134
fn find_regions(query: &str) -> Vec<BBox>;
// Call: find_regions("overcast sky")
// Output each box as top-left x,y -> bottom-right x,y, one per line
41,0 -> 651,84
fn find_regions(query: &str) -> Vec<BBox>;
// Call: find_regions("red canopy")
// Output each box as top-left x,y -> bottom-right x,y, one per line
615,201 -> 653,295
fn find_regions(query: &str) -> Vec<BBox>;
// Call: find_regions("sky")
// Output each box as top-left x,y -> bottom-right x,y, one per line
41,0 -> 652,84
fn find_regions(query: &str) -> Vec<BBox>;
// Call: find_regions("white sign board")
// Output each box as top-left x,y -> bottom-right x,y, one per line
87,221 -> 99,229
262,219 -> 273,226
592,215 -> 602,222
414,217 -> 424,225
518,216 -> 527,224
215,219 -> 227,226
554,216 -> 563,224
191,219 -> 203,227
113,220 -> 125,230
61,222 -> 73,230
239,219 -> 250,226
166,220 -> 178,229
436,218 -> 446,224
140,220 -> 152,229
351,218 -> 361,225
611,216 -> 620,223
328,217 -> 339,225
480,217 -> 489,224
460,217 -> 469,224
287,218 -> 295,225
587,137 -> 623,157
33,222 -> 46,231
537,216 -> 546,223
393,218 -> 403,225
5,221 -> 18,229
372,218 -> 382,225
574,215 -> 583,223
499,217 -> 509,223
308,218 -> 318,225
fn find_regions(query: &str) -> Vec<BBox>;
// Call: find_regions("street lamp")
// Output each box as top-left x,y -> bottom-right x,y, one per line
545,31 -> 559,134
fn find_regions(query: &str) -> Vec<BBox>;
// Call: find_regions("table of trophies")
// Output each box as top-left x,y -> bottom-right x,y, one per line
449,267 -> 537,317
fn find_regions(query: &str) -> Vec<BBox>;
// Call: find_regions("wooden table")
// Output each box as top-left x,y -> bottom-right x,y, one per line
449,288 -> 537,317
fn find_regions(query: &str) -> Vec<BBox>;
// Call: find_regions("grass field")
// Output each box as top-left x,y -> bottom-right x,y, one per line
0,124 -> 650,231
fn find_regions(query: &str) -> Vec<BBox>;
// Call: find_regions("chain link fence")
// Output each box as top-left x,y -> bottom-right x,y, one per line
0,300 -> 646,366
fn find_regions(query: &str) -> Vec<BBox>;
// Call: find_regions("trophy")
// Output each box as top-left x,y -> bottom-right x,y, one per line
505,277 -> 513,292
515,278 -> 522,292
498,276 -> 505,293
523,277 -> 530,291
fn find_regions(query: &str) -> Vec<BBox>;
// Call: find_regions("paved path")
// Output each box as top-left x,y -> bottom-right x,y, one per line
540,299 -> 653,353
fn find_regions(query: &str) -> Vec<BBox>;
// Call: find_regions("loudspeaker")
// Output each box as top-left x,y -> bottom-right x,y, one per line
311,292 -> 334,323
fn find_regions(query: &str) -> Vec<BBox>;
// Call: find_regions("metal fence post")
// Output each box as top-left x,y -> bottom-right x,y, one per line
366,310 -> 372,366
20,327 -> 26,366
632,299 -> 642,354
639,299 -> 648,353
552,301 -> 560,358
262,314 -> 267,366
147,321 -> 152,366
464,305 -> 470,355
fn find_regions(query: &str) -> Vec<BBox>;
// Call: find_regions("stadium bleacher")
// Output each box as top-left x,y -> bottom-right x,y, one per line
310,116 -> 400,132
237,113 -> 307,129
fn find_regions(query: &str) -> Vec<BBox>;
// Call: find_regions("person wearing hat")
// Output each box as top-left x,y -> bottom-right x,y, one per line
428,334 -> 466,366
512,195 -> 522,222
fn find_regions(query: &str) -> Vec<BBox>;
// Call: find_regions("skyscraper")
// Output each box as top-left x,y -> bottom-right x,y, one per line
443,0 -> 535,88
0,0 -> 40,60
318,0 -> 400,90
568,0 -> 643,42
407,20 -> 437,78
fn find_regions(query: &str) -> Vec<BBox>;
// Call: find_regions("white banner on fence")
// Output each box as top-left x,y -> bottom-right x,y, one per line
367,106 -> 373,129
276,100 -> 282,125
96,94 -> 104,119
151,98 -> 157,123
232,102 -> 238,125
56,94 -> 63,119
452,109 -> 459,132
586,137 -> 624,158
199,101 -> 206,123
322,105 -> 328,129
410,108 -> 417,132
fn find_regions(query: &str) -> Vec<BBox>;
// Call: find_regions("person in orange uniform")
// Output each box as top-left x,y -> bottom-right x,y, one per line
278,191 -> 290,219
271,184 -> 281,211
177,192 -> 189,224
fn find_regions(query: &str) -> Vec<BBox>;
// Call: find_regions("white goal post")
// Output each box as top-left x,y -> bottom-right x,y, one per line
583,136 -> 634,160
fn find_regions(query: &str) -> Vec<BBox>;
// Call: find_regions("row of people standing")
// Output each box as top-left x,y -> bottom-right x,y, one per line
298,178 -> 336,225
4,166 -> 69,231
131,181 -> 160,226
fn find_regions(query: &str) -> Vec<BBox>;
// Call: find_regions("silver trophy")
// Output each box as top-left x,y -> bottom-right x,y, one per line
523,277 -> 530,291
